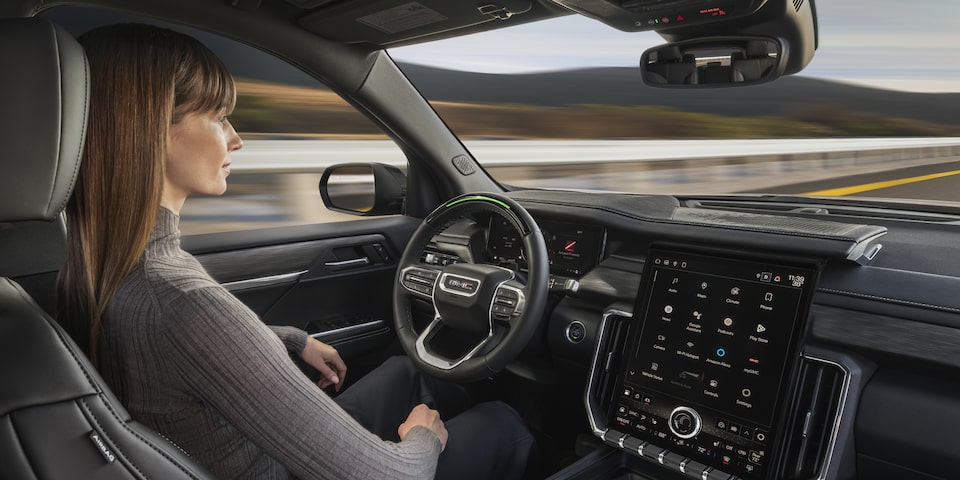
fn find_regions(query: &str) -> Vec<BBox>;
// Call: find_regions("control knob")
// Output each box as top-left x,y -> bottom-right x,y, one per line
668,406 -> 702,439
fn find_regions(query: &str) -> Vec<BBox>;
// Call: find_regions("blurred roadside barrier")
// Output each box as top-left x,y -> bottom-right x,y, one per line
182,138 -> 960,234
230,138 -> 960,173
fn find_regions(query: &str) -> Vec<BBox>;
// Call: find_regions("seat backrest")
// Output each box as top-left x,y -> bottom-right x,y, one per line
0,219 -> 67,316
731,40 -> 779,82
0,17 -> 215,479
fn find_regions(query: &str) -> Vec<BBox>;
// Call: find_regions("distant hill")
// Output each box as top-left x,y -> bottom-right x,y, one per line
229,64 -> 960,139
397,64 -> 960,127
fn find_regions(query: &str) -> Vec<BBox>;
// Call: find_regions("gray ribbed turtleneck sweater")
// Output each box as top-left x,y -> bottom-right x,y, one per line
99,207 -> 441,479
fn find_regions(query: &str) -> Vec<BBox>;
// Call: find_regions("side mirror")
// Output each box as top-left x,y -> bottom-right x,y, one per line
641,37 -> 784,88
319,163 -> 405,216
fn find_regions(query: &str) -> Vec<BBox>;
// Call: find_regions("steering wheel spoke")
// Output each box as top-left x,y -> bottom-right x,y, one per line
415,315 -> 497,370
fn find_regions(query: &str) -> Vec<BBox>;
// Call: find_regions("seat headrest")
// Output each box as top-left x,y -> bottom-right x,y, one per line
0,18 -> 88,223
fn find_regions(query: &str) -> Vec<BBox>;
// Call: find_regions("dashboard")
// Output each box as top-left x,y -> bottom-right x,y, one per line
422,188 -> 960,480
420,188 -> 960,480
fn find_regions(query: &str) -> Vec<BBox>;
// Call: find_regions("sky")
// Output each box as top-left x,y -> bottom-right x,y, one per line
390,0 -> 960,93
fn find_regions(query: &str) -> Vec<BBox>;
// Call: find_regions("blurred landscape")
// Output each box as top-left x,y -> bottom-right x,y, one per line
230,64 -> 960,139
186,66 -> 960,235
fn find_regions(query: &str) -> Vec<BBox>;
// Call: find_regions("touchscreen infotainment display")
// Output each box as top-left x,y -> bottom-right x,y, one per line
608,247 -> 818,479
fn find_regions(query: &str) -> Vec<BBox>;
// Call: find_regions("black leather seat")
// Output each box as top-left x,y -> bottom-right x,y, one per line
731,40 -> 779,82
0,18 -> 215,479
644,46 -> 698,85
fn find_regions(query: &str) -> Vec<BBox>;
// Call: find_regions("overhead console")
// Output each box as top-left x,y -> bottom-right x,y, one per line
545,0 -> 818,76
548,0 -> 770,32
586,246 -> 822,480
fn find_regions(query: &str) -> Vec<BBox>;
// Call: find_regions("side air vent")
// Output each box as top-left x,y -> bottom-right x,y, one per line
597,314 -> 631,411
792,0 -> 804,12
779,356 -> 847,479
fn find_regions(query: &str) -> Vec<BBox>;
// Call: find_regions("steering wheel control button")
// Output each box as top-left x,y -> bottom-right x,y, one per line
565,321 -> 586,343
401,267 -> 439,296
669,406 -> 702,439
491,285 -> 525,322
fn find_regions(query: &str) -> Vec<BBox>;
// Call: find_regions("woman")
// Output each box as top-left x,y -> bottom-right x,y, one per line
57,23 -> 534,480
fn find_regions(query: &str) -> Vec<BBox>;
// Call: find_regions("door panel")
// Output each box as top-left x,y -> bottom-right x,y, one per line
186,216 -> 421,361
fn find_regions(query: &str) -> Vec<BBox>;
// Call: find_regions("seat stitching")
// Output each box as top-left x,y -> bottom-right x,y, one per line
77,397 -> 148,480
5,278 -> 98,388
1,279 -> 203,479
95,393 -> 205,478
80,396 -> 206,480
49,23 -> 89,216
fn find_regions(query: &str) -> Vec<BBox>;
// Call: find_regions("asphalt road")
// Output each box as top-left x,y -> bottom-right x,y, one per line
740,159 -> 960,202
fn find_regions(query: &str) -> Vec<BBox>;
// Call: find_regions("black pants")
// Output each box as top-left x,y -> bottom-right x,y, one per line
334,356 -> 536,480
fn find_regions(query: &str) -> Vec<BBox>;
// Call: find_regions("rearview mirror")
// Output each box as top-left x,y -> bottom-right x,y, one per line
319,163 -> 405,216
641,37 -> 784,88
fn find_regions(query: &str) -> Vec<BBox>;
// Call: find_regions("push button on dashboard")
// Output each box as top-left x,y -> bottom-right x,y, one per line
680,458 -> 707,476
565,321 -> 586,343
704,468 -> 733,480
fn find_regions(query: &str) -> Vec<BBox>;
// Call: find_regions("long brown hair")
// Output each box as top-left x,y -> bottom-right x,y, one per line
57,24 -> 236,363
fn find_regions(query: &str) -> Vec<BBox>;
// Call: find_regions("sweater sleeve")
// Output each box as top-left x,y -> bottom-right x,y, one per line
159,287 -> 441,480
269,325 -> 309,356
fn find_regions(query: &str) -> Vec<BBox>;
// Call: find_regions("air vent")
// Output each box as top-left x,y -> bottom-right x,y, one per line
779,357 -> 846,479
792,0 -> 804,11
598,315 -> 631,410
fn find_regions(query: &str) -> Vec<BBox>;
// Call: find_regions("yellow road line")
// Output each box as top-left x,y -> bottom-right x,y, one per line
803,169 -> 960,196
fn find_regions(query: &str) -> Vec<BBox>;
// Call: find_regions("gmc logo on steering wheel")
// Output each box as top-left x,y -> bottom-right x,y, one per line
444,276 -> 479,293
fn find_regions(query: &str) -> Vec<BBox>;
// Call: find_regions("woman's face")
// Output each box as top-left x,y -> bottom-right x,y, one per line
164,108 -> 242,205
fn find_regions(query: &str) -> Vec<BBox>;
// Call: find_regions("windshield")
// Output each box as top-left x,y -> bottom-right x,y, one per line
390,0 -> 960,205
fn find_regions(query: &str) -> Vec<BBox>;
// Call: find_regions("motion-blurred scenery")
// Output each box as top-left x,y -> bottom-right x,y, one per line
182,65 -> 960,235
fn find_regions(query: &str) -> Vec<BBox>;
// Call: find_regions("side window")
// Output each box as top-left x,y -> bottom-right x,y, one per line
42,7 -> 406,236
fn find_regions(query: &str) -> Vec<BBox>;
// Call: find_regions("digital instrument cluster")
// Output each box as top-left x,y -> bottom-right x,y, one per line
488,217 -> 604,278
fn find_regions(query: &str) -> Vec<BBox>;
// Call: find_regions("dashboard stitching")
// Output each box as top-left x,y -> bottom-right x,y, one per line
514,198 -> 868,242
818,287 -> 960,313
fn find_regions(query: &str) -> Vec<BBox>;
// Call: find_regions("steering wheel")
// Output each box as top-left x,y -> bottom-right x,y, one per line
393,193 -> 548,382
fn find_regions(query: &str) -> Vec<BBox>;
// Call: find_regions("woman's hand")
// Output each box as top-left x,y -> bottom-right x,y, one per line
398,404 -> 448,451
301,337 -> 347,391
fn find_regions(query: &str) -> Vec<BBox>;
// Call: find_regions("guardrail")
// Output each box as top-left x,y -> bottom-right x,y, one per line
229,137 -> 960,194
230,138 -> 960,173
181,137 -> 960,234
